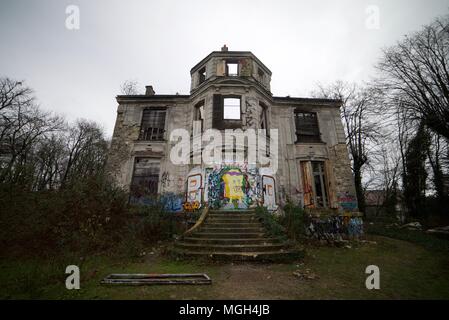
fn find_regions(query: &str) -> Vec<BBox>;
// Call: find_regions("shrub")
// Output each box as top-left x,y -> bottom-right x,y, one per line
255,206 -> 286,240
279,203 -> 306,240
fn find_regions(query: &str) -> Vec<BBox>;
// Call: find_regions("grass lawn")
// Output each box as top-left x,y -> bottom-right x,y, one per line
1,234 -> 449,299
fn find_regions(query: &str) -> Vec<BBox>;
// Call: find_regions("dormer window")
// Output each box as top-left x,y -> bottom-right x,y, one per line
226,61 -> 239,76
198,66 -> 206,84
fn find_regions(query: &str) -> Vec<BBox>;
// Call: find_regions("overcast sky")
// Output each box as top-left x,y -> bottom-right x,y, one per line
1,0 -> 448,136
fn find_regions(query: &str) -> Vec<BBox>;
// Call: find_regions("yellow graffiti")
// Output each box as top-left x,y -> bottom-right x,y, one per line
183,201 -> 200,212
222,169 -> 244,200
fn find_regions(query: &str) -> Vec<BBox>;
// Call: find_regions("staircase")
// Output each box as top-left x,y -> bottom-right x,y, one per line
172,209 -> 303,262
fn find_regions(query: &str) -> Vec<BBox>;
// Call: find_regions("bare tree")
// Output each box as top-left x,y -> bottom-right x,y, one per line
314,81 -> 380,213
1,77 -> 108,190
0,78 -> 63,186
120,80 -> 141,95
377,15 -> 449,140
60,119 -> 108,187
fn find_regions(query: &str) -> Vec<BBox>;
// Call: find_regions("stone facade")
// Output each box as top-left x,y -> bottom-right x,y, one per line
107,47 -> 358,212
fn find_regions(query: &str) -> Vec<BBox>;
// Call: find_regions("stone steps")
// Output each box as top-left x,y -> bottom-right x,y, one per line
200,227 -> 266,233
205,222 -> 263,228
176,242 -> 286,252
172,248 -> 303,262
207,216 -> 259,222
172,209 -> 303,262
182,237 -> 282,245
193,232 -> 268,239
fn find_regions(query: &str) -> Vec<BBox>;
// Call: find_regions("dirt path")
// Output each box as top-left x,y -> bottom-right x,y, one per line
210,263 -> 307,299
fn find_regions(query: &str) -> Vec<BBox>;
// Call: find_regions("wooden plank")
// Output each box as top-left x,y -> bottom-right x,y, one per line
101,273 -> 212,286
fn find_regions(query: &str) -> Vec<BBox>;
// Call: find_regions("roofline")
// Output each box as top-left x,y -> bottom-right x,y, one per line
116,94 -> 190,103
273,96 -> 342,106
190,51 -> 272,75
115,94 -> 342,106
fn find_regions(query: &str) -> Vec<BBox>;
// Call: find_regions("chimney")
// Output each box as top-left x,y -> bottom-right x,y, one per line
145,85 -> 155,95
221,44 -> 228,52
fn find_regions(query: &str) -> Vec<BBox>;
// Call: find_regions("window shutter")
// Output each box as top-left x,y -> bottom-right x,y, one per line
212,94 -> 223,129
217,61 -> 225,76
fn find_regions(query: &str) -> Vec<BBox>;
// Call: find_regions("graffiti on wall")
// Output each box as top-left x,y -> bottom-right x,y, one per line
160,192 -> 183,212
262,175 -> 276,210
206,165 -> 260,210
185,173 -> 202,211
337,192 -> 358,211
305,215 -> 364,242
183,201 -> 200,212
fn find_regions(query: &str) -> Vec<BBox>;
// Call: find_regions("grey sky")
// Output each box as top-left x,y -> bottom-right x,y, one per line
1,0 -> 448,136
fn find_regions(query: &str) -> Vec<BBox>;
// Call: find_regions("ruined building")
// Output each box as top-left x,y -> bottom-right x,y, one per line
107,46 -> 358,213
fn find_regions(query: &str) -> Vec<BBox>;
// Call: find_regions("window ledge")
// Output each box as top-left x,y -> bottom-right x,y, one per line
135,139 -> 166,143
294,141 -> 325,145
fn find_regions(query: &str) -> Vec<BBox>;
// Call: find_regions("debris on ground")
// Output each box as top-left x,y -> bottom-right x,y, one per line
101,273 -> 212,286
400,222 -> 422,230
386,223 -> 400,228
359,240 -> 377,245
293,269 -> 319,280
426,226 -> 449,236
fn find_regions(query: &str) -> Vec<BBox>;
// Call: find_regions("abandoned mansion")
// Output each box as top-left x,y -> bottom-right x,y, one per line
107,46 -> 358,213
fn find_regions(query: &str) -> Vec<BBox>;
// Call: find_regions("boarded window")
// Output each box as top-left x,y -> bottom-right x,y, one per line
139,108 -> 166,141
130,158 -> 160,197
294,111 -> 320,143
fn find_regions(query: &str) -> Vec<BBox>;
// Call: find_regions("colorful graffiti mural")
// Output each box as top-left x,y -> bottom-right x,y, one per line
305,215 -> 364,241
205,165 -> 259,210
186,174 -> 202,205
338,193 -> 358,211
222,169 -> 245,200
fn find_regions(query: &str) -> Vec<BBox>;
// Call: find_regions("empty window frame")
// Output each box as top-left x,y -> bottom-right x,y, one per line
260,103 -> 270,156
258,67 -> 265,80
226,61 -> 239,76
130,158 -> 160,197
294,111 -> 321,143
223,97 -> 241,120
260,103 -> 268,133
194,101 -> 205,133
300,160 -> 329,208
139,108 -> 166,141
312,161 -> 329,208
198,66 -> 206,84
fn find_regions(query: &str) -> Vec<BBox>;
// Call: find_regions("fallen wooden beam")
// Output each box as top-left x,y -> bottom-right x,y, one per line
101,273 -> 212,286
